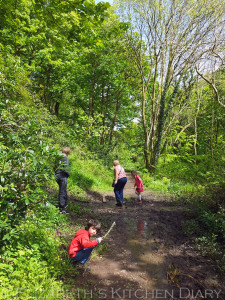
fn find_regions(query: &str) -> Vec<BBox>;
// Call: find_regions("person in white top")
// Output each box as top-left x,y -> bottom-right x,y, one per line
113,160 -> 127,207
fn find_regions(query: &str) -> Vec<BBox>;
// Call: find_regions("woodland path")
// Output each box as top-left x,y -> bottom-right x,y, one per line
66,173 -> 225,300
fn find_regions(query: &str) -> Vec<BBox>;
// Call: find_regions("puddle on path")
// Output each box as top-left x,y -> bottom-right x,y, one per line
137,219 -> 148,238
116,213 -> 171,292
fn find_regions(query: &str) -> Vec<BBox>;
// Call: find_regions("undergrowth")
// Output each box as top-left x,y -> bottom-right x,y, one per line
0,100 -> 111,299
0,197 -> 105,299
182,203 -> 225,273
0,202 -> 71,299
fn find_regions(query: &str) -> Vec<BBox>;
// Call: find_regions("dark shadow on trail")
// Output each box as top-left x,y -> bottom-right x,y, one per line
105,195 -> 114,202
86,190 -> 103,202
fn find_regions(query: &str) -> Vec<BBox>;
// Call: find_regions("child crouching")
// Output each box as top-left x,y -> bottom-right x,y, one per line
68,219 -> 102,270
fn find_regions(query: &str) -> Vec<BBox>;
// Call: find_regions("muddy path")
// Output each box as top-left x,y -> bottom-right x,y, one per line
66,174 -> 225,300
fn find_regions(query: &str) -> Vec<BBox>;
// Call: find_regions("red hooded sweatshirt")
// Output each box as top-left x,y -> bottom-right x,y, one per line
68,229 -> 98,258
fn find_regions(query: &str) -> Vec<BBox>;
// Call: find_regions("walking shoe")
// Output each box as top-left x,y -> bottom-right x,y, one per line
60,210 -> 69,214
84,261 -> 91,272
72,261 -> 85,271
116,202 -> 122,207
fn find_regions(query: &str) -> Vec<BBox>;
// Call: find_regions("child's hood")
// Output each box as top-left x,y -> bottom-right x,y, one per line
74,229 -> 89,238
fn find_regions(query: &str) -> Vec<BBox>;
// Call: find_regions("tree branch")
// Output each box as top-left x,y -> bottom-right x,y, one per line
196,68 -> 225,108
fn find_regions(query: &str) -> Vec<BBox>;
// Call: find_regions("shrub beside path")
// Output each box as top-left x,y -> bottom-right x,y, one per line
66,173 -> 225,300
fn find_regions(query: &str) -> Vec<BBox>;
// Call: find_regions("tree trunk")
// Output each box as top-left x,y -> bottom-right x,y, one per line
109,98 -> 120,144
55,101 -> 60,116
151,60 -> 172,168
194,79 -> 202,158
86,73 -> 96,135
100,84 -> 106,145
43,66 -> 51,105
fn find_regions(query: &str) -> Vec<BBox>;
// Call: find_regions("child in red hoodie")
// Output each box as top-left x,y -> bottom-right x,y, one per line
68,219 -> 102,268
131,170 -> 144,203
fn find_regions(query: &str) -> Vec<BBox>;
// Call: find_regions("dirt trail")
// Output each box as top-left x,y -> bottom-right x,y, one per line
68,173 -> 225,300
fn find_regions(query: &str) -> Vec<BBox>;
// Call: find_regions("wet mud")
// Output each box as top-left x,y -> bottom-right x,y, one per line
66,176 -> 225,300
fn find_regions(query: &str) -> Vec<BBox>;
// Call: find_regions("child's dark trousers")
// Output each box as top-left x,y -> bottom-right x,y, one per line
71,247 -> 95,264
56,177 -> 68,211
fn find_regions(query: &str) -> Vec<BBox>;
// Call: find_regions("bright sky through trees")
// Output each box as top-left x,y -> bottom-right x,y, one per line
95,0 -> 114,4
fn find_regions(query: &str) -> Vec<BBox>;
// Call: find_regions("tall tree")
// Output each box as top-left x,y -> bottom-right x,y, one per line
117,0 -> 225,172
58,12 -> 137,148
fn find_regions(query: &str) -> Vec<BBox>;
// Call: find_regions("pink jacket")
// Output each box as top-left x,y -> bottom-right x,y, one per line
134,175 -> 143,189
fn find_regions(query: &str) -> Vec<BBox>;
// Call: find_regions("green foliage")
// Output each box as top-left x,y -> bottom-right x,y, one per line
0,252 -> 63,300
196,208 -> 225,242
0,92 -> 115,297
182,220 -> 200,236
181,196 -> 225,273
143,153 -> 225,198
142,175 -> 170,194
91,243 -> 108,259
195,234 -> 222,261
67,202 -> 84,216
68,152 -> 113,195
0,101 -> 65,247
143,152 -> 225,273
0,0 -> 225,291
0,203 -> 69,299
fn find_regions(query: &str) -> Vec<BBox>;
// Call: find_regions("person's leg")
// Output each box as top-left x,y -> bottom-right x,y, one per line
135,188 -> 142,202
64,178 -> 68,209
58,177 -> 68,211
71,247 -> 95,264
119,177 -> 127,204
114,180 -> 122,205
138,193 -> 142,202
114,187 -> 121,205
114,177 -> 127,205
56,177 -> 62,211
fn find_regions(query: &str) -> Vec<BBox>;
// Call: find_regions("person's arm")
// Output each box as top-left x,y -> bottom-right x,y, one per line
96,237 -> 103,244
61,156 -> 70,177
65,156 -> 70,177
114,167 -> 118,185
68,239 -> 80,257
80,235 -> 102,248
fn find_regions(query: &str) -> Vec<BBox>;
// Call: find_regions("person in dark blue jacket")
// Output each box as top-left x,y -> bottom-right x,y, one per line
55,147 -> 70,213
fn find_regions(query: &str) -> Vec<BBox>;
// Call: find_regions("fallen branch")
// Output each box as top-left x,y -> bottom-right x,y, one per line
102,221 -> 116,240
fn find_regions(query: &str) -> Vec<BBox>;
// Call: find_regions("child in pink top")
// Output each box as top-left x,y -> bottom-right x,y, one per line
131,170 -> 144,203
